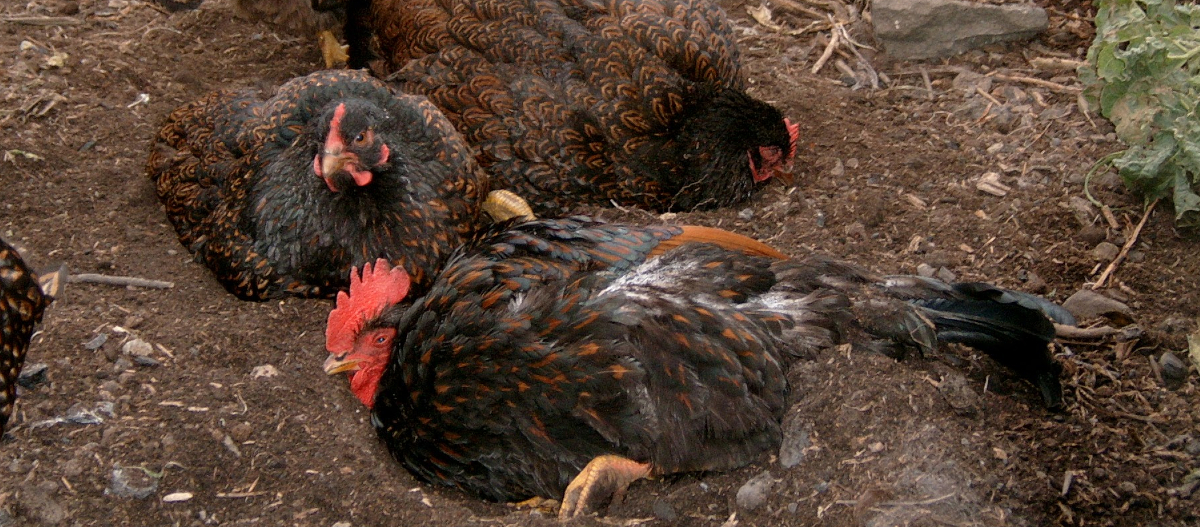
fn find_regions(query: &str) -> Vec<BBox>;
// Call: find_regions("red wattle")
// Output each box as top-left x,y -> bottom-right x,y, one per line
350,165 -> 373,186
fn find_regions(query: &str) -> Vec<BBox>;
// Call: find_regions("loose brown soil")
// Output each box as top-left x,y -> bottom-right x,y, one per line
1,1 -> 1196,526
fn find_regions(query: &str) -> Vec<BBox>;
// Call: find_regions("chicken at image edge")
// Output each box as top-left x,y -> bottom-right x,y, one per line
321,217 -> 1071,519
1,238 -> 62,436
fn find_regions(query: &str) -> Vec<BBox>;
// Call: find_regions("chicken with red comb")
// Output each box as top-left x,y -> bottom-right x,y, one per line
146,69 -> 487,300
322,216 -> 1068,518
342,0 -> 803,213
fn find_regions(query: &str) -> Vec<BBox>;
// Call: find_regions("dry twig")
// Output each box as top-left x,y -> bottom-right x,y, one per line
1092,199 -> 1158,290
1054,324 -> 1120,340
812,24 -> 840,74
988,73 -> 1081,94
0,16 -> 81,26
69,273 -> 175,289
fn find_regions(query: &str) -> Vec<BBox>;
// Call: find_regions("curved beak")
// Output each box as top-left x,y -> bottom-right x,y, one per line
320,149 -> 350,183
323,353 -> 360,375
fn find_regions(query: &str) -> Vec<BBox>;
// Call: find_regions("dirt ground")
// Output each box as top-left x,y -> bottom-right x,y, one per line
1,0 -> 1196,526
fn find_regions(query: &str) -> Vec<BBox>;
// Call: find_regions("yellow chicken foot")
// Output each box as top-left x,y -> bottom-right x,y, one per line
482,189 -> 536,222
558,455 -> 652,520
318,30 -> 349,68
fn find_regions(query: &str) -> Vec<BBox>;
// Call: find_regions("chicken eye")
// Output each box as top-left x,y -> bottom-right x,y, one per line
375,335 -> 387,344
353,130 -> 371,146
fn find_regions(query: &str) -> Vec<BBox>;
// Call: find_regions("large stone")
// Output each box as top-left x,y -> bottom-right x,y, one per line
872,0 -> 1048,60
1062,289 -> 1133,322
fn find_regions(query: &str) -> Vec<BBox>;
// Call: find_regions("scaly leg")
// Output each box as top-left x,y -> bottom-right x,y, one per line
558,455 -> 652,520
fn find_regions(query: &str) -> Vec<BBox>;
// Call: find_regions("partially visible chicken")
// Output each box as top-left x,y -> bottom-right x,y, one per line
344,0 -> 801,214
232,0 -> 342,35
146,69 -> 488,300
322,217 -> 1066,518
1,239 -> 57,435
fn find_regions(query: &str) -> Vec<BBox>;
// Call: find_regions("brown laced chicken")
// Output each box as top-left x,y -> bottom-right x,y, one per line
146,69 -> 488,300
322,217 -> 1069,518
343,0 -> 801,214
1,239 -> 56,435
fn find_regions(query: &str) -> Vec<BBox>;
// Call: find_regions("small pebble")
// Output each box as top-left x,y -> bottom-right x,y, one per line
1023,270 -> 1048,293
651,499 -> 677,521
1078,225 -> 1106,246
16,363 -> 49,388
1091,242 -> 1120,262
1159,352 -> 1187,390
122,339 -> 153,357
737,208 -> 754,220
916,263 -> 936,277
133,356 -> 161,367
735,470 -> 774,511
229,422 -> 254,443
84,333 -> 108,351
1185,439 -> 1200,457
106,466 -> 159,500
778,417 -> 811,468
936,267 -> 957,282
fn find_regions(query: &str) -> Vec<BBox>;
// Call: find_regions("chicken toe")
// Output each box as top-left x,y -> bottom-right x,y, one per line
482,190 -> 536,222
558,455 -> 651,520
318,30 -> 349,68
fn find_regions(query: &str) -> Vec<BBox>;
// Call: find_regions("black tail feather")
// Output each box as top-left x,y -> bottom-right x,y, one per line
917,292 -> 1063,409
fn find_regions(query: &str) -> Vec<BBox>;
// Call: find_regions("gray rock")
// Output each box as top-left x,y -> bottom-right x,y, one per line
872,0 -> 1048,60
1185,438 -> 1200,456
83,333 -> 108,351
736,470 -> 775,511
1092,242 -> 1120,262
779,416 -> 812,468
14,484 -> 68,525
1023,270 -> 1048,294
916,263 -> 936,277
121,339 -> 153,357
1159,352 -> 1187,391
105,466 -> 159,500
937,371 -> 981,417
16,363 -> 49,388
935,267 -> 956,283
1068,196 -> 1098,227
1062,289 -> 1132,321
651,499 -> 677,521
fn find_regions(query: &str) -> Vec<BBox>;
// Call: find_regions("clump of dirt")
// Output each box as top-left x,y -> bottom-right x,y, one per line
0,1 -> 1196,526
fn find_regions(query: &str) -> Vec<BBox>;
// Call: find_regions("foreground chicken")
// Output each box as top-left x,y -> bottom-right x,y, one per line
343,0 -> 800,214
1,239 -> 57,435
146,69 -> 488,300
322,218 -> 1066,518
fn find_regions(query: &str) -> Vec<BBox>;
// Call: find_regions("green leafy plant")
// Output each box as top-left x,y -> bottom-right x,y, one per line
1079,0 -> 1200,226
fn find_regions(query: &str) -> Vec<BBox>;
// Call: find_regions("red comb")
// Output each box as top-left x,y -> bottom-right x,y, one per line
325,259 -> 412,353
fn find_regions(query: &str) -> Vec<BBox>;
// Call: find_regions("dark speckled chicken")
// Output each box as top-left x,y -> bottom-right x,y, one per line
146,69 -> 488,300
321,217 -> 1067,518
344,0 -> 800,214
1,239 -> 54,435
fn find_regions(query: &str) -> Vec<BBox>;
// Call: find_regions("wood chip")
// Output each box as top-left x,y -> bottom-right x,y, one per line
162,492 -> 193,503
976,172 -> 1010,196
